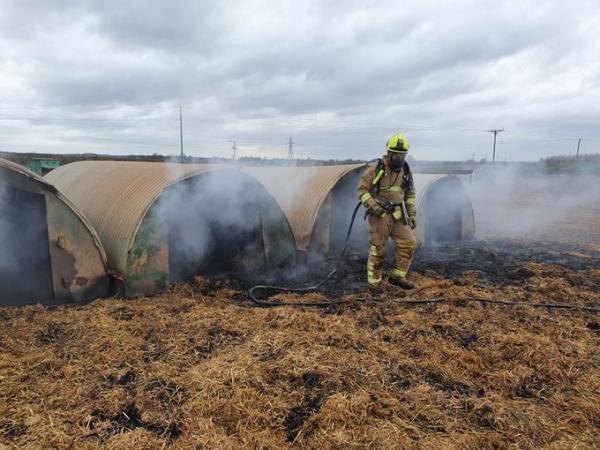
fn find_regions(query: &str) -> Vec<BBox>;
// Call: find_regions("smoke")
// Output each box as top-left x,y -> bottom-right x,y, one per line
0,169 -> 55,305
329,171 -> 369,253
155,159 -> 597,284
239,164 -> 368,255
154,162 -> 372,285
0,176 -> 23,277
157,167 -> 277,281
0,175 -> 13,274
242,165 -> 317,212
467,163 -> 600,245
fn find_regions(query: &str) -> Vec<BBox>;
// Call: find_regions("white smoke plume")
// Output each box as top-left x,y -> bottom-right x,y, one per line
157,166 -> 284,281
467,163 -> 600,246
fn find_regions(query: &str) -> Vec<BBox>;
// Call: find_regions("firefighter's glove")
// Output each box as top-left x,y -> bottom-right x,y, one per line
366,199 -> 386,217
409,215 -> 417,230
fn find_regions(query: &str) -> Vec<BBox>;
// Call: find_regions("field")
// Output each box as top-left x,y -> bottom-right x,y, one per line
1,174 -> 600,449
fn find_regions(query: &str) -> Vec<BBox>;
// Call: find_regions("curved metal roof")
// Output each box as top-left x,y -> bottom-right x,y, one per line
0,157 -> 108,267
45,161 -> 232,275
243,164 -> 365,250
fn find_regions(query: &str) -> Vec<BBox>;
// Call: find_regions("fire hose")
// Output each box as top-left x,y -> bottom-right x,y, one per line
248,201 -> 363,307
389,297 -> 600,312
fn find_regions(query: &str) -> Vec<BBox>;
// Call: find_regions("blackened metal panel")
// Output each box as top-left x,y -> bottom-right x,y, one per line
310,193 -> 332,254
126,201 -> 169,297
261,194 -> 297,268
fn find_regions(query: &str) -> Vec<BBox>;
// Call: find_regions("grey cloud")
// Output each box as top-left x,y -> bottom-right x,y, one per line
35,64 -> 184,107
0,0 -> 599,160
86,0 -> 225,54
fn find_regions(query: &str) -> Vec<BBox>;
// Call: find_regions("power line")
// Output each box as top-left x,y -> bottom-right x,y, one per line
179,106 -> 184,161
288,136 -> 295,159
486,128 -> 504,162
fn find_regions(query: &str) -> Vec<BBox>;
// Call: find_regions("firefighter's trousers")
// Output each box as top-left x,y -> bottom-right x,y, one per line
367,213 -> 416,286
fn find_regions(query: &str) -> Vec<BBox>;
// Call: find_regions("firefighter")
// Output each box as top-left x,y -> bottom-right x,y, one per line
357,133 -> 417,293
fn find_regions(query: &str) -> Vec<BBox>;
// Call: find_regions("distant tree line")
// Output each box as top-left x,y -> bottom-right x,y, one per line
540,153 -> 600,175
542,154 -> 600,163
0,151 -> 367,168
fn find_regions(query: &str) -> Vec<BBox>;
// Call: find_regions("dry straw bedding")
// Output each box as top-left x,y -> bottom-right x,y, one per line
0,262 -> 599,449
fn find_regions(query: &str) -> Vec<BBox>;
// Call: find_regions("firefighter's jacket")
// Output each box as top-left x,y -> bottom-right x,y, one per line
357,156 -> 417,220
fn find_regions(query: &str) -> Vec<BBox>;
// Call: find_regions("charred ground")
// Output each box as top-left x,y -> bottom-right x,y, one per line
1,238 -> 599,449
239,239 -> 600,300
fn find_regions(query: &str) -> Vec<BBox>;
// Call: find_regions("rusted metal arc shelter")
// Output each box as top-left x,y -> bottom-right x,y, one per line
244,164 -> 475,254
0,157 -> 109,306
46,161 -> 296,297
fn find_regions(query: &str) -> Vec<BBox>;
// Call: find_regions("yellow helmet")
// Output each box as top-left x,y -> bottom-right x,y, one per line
386,133 -> 409,153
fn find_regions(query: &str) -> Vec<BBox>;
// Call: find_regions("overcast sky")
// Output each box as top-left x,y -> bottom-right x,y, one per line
0,0 -> 599,161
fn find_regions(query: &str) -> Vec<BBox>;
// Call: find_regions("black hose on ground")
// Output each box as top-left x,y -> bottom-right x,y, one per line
389,297 -> 600,313
248,201 -> 363,307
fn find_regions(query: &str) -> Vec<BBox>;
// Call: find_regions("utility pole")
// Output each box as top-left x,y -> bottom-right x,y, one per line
576,138 -> 581,158
486,128 -> 504,162
179,107 -> 184,162
288,136 -> 295,159
232,140 -> 237,159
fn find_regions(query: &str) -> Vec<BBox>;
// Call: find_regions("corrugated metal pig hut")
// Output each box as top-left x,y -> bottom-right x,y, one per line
244,164 -> 475,256
46,161 -> 296,297
244,164 -> 365,254
0,157 -> 109,306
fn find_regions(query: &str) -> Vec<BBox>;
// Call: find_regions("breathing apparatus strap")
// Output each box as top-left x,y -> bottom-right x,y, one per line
402,161 -> 412,191
371,159 -> 385,194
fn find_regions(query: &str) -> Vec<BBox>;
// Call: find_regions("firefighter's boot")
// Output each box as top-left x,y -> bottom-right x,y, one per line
367,283 -> 384,296
389,276 -> 415,290
389,268 -> 415,290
